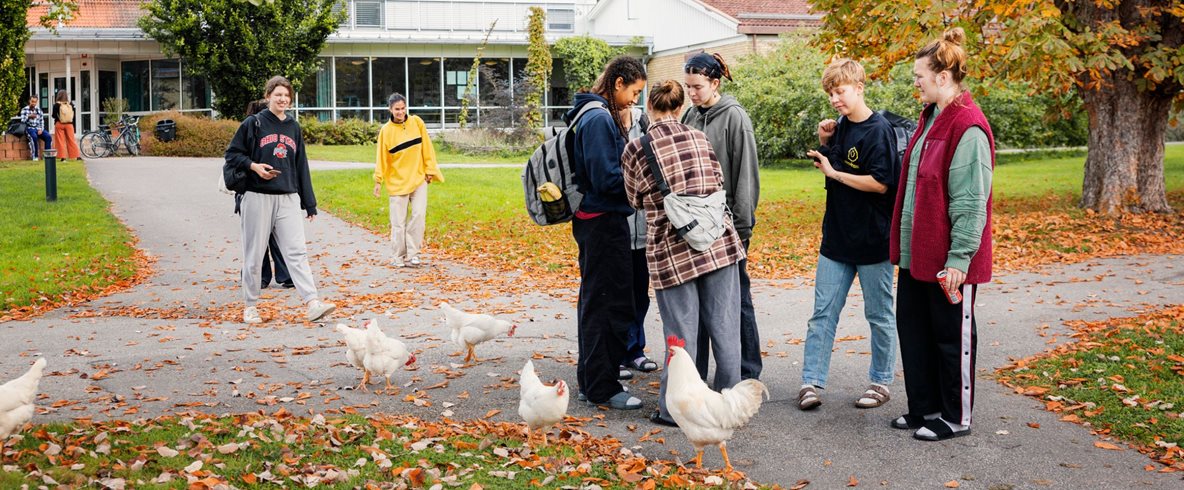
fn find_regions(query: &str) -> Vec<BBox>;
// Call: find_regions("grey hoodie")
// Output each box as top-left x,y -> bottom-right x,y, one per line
680,94 -> 760,240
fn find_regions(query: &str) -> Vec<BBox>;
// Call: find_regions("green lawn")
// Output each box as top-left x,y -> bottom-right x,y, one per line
306,143 -> 529,165
0,413 -> 763,489
998,307 -> 1184,469
0,160 -> 139,316
313,145 -> 1184,279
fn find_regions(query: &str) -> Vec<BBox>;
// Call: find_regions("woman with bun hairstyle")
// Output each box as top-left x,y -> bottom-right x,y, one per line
567,55 -> 648,411
889,27 -> 995,441
622,80 -> 746,427
681,52 -> 763,381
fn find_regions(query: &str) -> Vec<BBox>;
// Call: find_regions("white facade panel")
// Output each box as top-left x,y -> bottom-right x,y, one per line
588,0 -> 736,52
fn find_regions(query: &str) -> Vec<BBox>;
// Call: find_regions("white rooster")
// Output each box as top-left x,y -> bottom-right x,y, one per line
336,323 -> 370,390
517,360 -> 569,447
0,358 -> 47,442
439,302 -> 517,366
361,319 -> 416,394
664,336 -> 768,472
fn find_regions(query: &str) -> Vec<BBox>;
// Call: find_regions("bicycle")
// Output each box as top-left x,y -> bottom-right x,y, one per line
80,115 -> 141,158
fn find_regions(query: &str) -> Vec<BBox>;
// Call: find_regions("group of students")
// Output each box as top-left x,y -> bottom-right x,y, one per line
221,25 -> 993,442
16,91 -> 82,161
567,26 -> 994,442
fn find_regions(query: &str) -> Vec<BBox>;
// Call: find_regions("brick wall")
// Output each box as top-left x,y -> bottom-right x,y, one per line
647,37 -> 782,103
1,134 -> 34,161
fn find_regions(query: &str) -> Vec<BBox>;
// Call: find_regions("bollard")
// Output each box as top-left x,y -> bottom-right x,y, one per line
44,148 -> 57,202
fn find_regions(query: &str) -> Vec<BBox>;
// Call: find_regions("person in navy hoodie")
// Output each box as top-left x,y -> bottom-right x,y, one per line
567,56 -> 647,411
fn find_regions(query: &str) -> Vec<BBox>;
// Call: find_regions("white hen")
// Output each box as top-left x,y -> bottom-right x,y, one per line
518,360 -> 569,446
336,323 -> 370,390
361,319 -> 416,394
664,337 -> 768,472
0,358 -> 47,441
439,302 -> 516,365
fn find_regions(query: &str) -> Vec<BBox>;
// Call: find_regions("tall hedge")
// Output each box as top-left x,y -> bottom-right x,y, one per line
727,36 -> 1088,161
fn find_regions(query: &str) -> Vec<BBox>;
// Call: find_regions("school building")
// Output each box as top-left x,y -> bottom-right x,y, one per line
20,0 -> 817,132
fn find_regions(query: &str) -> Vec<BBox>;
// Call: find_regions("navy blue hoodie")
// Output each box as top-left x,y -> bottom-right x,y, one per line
566,93 -> 633,216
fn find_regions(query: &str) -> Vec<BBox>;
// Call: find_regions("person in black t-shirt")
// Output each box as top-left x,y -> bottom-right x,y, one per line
798,59 -> 901,412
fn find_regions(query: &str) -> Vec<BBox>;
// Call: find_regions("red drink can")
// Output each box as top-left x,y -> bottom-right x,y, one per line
936,270 -> 963,304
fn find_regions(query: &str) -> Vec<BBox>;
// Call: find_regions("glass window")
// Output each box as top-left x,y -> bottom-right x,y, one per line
298,109 -> 332,122
121,61 -> 150,112
298,58 -> 332,109
152,59 -> 180,111
408,58 -> 441,108
411,109 -> 441,128
547,8 -> 574,32
335,57 -> 369,108
39,73 -> 49,110
443,58 -> 471,107
183,63 -> 210,110
549,58 -> 570,107
354,0 -> 382,27
479,58 -> 510,107
80,71 -> 91,113
99,71 -> 117,102
337,109 -> 370,121
371,57 -> 406,109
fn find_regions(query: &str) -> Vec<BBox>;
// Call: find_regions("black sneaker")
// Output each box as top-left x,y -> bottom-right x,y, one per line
280,282 -> 295,288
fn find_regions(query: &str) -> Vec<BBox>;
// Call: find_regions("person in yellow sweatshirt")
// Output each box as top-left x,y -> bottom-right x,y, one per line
373,93 -> 445,267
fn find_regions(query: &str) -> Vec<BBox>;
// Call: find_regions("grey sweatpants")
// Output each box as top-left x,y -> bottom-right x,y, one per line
655,263 -> 741,419
240,192 -> 319,305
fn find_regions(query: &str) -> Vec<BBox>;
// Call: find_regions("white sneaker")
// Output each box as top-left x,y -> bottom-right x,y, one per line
306,299 -> 336,322
409,256 -> 422,267
243,306 -> 262,324
392,259 -> 406,268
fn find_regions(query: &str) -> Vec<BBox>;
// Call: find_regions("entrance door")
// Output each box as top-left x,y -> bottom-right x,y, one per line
51,74 -> 89,132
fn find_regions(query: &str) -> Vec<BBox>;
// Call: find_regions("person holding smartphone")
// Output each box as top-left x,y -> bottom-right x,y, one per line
225,76 -> 335,325
799,59 -> 900,412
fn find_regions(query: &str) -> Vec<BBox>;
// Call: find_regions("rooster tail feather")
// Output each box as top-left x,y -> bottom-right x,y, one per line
718,379 -> 768,428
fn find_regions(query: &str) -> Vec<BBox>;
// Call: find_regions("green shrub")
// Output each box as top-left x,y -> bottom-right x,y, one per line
727,36 -> 1088,161
139,111 -> 241,157
300,117 -> 381,145
436,128 -> 535,159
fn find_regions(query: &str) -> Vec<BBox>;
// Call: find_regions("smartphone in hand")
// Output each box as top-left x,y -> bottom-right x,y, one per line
268,169 -> 282,176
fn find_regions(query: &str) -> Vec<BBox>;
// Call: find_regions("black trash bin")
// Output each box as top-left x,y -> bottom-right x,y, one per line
155,119 -> 176,142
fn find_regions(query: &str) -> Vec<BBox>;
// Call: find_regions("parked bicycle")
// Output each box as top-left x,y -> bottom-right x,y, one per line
80,115 -> 141,158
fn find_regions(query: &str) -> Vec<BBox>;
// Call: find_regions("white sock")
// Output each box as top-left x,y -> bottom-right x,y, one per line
914,417 -> 969,438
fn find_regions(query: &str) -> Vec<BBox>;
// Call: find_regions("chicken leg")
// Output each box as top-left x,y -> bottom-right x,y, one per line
719,441 -> 733,472
464,344 -> 479,365
693,449 -> 705,469
356,371 -> 371,392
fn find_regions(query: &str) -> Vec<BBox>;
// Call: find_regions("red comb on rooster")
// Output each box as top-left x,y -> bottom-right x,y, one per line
666,335 -> 686,364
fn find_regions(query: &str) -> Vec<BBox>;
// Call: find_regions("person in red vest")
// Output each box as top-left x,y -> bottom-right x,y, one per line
888,27 -> 995,441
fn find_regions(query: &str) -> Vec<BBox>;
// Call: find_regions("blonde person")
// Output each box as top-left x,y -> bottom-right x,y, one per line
681,52 -> 762,381
224,76 -> 335,325
51,90 -> 80,161
798,59 -> 901,411
889,27 -> 995,441
621,80 -> 745,427
373,93 -> 444,268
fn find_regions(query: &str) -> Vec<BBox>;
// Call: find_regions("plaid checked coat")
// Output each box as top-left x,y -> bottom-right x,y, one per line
622,119 -> 745,290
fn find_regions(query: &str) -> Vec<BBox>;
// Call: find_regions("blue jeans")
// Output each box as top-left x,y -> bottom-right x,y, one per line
26,128 -> 52,158
802,255 -> 896,388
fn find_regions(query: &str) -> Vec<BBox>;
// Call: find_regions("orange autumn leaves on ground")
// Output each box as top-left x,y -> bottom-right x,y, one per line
429,194 -> 1184,287
997,305 -> 1184,472
1,410 -> 770,489
0,247 -> 155,323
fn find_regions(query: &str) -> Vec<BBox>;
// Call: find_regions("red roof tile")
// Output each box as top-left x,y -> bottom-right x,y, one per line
696,0 -> 820,33
27,0 -> 145,29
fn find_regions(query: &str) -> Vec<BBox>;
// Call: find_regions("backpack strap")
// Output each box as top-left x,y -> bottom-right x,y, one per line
641,133 -> 671,197
569,100 -> 607,132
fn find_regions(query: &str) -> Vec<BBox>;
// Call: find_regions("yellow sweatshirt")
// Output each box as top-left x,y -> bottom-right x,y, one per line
374,115 -> 444,195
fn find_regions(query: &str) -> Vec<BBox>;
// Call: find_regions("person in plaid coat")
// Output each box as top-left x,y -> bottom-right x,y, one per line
19,97 -> 53,160
621,80 -> 746,427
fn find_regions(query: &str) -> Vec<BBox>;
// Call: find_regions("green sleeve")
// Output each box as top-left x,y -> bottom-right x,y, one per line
945,127 -> 992,272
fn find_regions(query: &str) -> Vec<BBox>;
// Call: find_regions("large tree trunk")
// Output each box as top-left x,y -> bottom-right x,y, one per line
1079,72 -> 1173,214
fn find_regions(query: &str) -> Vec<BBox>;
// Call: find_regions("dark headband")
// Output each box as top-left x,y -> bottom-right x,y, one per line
684,53 -> 723,80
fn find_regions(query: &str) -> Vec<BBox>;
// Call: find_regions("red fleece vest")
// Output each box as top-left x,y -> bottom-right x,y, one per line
889,91 -> 995,284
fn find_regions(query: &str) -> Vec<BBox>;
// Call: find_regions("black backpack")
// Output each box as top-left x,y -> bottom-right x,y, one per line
222,115 -> 259,194
877,110 -> 918,160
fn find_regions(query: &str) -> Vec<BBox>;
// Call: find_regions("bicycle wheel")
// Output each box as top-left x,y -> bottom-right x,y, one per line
80,132 -> 111,159
124,132 -> 141,156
